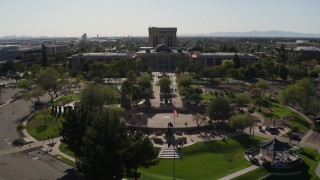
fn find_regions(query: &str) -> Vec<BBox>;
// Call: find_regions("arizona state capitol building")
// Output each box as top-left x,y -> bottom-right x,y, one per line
69,27 -> 257,73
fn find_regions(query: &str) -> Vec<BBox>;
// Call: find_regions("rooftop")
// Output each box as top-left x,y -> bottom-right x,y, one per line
193,52 -> 257,58
71,53 -> 129,58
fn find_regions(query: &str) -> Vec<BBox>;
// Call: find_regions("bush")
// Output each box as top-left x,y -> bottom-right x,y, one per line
248,108 -> 255,113
262,161 -> 271,168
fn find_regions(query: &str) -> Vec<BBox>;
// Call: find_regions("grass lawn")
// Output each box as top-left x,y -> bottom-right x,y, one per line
233,167 -> 269,180
53,94 -> 80,106
26,112 -> 64,141
298,147 -> 320,180
201,93 -> 214,100
59,142 -> 75,158
259,96 -> 309,131
139,135 -> 266,180
233,147 -> 320,180
54,155 -> 76,167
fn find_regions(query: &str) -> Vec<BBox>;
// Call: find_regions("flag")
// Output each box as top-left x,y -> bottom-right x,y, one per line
173,109 -> 178,117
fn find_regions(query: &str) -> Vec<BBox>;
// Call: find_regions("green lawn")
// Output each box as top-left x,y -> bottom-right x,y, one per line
233,167 -> 269,180
259,96 -> 309,131
59,142 -> 75,158
298,147 -> 320,180
54,155 -> 76,167
26,112 -> 64,141
201,93 -> 214,100
233,147 -> 320,180
53,94 -> 80,106
139,135 -> 265,180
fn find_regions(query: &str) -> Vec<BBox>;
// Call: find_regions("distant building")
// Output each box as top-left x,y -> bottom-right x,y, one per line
82,33 -> 87,43
0,45 -> 41,61
149,27 -> 177,47
46,44 -> 68,54
135,44 -> 189,72
192,52 -> 257,66
276,40 -> 320,61
69,53 -> 131,72
287,46 -> 320,62
276,40 -> 319,49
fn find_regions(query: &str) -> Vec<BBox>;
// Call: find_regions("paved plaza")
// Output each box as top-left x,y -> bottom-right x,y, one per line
140,112 -> 200,128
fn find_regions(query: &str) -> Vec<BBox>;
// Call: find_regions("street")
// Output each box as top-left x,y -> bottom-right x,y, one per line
0,87 -> 75,179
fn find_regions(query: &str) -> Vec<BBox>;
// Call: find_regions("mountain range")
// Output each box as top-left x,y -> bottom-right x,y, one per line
1,30 -> 320,39
180,30 -> 320,38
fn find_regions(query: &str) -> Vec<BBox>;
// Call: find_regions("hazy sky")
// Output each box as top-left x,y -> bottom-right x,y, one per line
1,0 -> 320,37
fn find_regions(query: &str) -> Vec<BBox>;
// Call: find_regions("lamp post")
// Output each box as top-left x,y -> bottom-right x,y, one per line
173,102 -> 176,180
0,84 -> 2,105
12,101 -> 15,114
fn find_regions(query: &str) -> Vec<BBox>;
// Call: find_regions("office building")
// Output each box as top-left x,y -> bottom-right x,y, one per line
149,27 -> 177,47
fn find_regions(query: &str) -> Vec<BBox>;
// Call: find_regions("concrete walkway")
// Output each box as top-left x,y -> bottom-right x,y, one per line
21,121 -> 76,162
218,165 -> 259,180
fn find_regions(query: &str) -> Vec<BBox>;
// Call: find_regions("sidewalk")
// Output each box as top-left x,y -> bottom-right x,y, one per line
21,113 -> 76,163
218,165 -> 258,180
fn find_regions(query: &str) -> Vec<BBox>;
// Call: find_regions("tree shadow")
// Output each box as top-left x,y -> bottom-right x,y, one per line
57,168 -> 77,180
298,149 -> 316,161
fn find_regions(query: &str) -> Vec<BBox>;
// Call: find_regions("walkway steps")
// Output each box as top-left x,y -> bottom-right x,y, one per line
158,147 -> 182,159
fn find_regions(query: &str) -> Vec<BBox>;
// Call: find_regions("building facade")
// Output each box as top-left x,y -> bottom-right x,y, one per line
135,44 -> 189,72
148,27 -> 177,47
192,52 -> 258,66
69,53 -> 130,72
286,47 -> 320,62
82,33 -> 87,43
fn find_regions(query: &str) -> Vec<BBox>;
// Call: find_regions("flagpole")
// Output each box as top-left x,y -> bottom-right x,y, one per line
173,108 -> 176,180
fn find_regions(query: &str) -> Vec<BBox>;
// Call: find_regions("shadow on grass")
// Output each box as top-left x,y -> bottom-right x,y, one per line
229,134 -> 260,149
299,149 -> 317,161
203,141 -> 233,162
36,124 -> 47,133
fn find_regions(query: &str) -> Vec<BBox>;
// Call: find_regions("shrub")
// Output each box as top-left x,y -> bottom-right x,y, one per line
262,161 -> 271,168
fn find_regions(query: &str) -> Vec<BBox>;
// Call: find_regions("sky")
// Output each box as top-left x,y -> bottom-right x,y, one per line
1,0 -> 320,37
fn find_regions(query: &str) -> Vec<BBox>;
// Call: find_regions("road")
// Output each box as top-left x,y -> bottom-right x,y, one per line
0,87 -> 75,179
0,152 -> 73,180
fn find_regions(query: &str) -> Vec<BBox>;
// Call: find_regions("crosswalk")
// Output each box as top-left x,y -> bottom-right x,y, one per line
158,147 -> 182,159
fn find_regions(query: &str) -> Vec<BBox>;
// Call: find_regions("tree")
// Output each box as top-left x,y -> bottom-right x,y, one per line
61,106 -> 158,179
309,70 -> 319,79
176,73 -> 193,87
16,124 -> 26,144
23,87 -> 46,103
278,64 -> 289,83
276,45 -> 288,63
221,59 -> 234,83
288,64 -> 308,83
280,78 -> 318,113
207,97 -> 231,120
229,113 -> 255,132
233,54 -> 242,69
41,44 -> 48,67
250,87 -> 262,99
157,76 -> 172,103
37,67 -> 63,100
135,58 -> 148,74
17,79 -> 32,91
255,80 -> 269,91
137,73 -> 152,89
235,95 -> 251,110
76,109 -> 129,179
125,131 -> 159,180
80,85 -> 105,107
60,105 -> 94,157
86,62 -> 107,80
